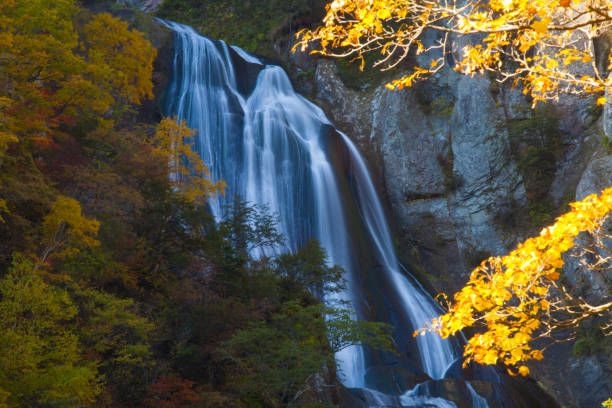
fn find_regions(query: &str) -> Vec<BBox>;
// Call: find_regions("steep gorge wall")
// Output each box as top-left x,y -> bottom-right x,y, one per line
300,54 -> 611,407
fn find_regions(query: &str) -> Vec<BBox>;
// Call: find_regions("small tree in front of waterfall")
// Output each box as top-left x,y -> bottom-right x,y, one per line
219,224 -> 393,408
222,300 -> 392,408
153,117 -> 226,205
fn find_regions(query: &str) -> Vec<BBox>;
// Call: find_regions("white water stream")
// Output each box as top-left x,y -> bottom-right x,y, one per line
160,19 -> 491,406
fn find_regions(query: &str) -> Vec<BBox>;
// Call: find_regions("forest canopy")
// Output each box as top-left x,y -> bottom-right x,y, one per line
0,1 -> 392,406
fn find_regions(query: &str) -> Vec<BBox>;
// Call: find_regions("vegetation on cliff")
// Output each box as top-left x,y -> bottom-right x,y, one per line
0,1 -> 392,407
156,0 -> 328,56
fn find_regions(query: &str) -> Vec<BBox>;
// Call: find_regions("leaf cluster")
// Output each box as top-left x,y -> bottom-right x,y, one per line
421,186 -> 612,376
296,0 -> 612,105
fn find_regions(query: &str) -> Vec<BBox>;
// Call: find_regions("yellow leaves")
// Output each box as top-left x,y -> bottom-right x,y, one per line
597,97 -> 607,106
422,186 -> 612,372
341,31 -> 362,46
377,8 -> 392,19
1,1 -> 157,153
82,13 -> 156,105
154,117 -> 225,205
483,349 -> 499,365
530,350 -> 544,360
374,20 -> 384,34
295,0 -> 607,103
385,66 -> 431,90
0,199 -> 9,223
42,195 -> 100,260
546,270 -> 560,280
545,58 -> 558,70
328,0 -> 347,11
0,131 -> 17,155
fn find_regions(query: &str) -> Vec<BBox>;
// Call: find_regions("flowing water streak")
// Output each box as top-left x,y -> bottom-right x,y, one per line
340,133 -> 456,380
161,19 -> 367,388
164,21 -> 247,222
467,382 -> 490,408
162,19 -> 460,393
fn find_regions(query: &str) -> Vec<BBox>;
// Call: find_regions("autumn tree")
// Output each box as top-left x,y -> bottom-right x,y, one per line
40,195 -> 100,264
295,0 -> 612,104
417,187 -> 612,376
0,0 -> 156,148
81,12 -> 156,106
153,117 -> 226,205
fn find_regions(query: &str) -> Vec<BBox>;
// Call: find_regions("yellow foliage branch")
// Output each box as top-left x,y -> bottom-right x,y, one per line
418,186 -> 612,375
295,0 -> 612,104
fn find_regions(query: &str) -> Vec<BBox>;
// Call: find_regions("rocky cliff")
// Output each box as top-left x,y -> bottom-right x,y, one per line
119,1 -> 611,405
297,51 -> 611,408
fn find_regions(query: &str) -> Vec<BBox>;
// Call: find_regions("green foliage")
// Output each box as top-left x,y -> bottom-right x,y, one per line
223,301 -> 391,407
436,148 -> 462,192
276,239 -> 345,297
0,256 -> 99,407
74,286 -> 154,406
503,103 -> 563,229
508,104 -> 561,201
156,0 -> 325,55
601,129 -> 612,154
217,198 -> 284,266
223,302 -> 333,407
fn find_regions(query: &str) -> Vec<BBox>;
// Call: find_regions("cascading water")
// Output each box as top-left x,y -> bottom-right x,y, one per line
339,132 -> 456,380
162,20 -> 368,388
159,19 -> 550,408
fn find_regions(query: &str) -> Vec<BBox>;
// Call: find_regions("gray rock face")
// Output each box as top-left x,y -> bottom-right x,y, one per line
314,59 -> 525,293
576,154 -> 612,200
311,48 -> 611,407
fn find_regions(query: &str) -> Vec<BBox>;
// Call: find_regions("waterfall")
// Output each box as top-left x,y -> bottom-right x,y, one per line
160,19 -> 499,406
339,132 -> 455,380
162,20 -> 368,388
